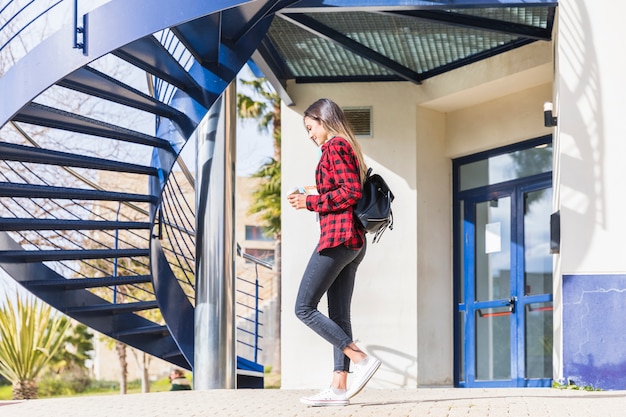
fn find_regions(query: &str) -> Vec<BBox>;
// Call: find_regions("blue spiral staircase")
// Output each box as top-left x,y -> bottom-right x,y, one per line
0,0 -> 294,386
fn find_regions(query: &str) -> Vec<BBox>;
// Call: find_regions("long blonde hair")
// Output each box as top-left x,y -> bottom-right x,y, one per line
304,98 -> 368,184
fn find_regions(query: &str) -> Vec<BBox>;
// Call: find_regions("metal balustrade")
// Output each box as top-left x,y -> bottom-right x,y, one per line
237,250 -> 273,365
0,131 -> 154,306
157,161 -> 268,369
0,0 -> 66,58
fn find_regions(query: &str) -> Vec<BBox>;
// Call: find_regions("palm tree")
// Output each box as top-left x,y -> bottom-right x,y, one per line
237,75 -> 282,373
49,322 -> 94,374
237,77 -> 281,162
248,160 -> 281,235
0,293 -> 71,399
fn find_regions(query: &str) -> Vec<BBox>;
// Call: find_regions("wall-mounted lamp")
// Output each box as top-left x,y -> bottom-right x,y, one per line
544,102 -> 558,127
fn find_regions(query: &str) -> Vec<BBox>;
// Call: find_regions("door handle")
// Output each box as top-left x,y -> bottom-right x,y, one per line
508,296 -> 517,313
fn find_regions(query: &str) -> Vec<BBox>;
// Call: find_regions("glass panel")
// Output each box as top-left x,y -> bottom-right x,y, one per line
459,311 -> 465,382
476,307 -> 511,380
524,189 -> 553,295
525,302 -> 553,378
459,200 -> 465,302
459,144 -> 552,191
475,198 -> 511,301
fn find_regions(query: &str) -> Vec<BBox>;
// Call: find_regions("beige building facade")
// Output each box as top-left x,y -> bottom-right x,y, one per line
280,0 -> 626,390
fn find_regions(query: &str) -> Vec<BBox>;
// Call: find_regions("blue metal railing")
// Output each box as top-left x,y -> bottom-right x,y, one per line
1,115 -> 155,307
157,163 -> 196,303
0,0 -> 68,67
158,161 -> 268,366
236,249 -> 272,364
146,24 -> 268,367
0,154 -> 154,305
1,0 -> 268,369
72,0 -> 84,50
154,28 -> 195,106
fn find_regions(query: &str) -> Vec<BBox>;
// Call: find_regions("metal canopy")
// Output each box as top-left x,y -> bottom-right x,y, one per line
251,0 -> 556,94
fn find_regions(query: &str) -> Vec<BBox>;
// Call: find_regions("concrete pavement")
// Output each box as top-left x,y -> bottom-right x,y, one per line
1,388 -> 625,417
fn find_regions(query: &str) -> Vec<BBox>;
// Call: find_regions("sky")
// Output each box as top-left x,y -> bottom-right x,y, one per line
0,269 -> 24,305
233,63 -> 276,176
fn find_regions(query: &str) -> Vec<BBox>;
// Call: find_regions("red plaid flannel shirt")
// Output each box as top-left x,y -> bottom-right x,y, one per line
305,137 -> 365,251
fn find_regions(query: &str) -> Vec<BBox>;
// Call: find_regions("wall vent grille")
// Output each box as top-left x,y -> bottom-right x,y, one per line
344,107 -> 372,137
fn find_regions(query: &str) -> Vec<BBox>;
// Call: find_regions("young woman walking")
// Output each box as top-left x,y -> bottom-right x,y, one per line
287,98 -> 381,407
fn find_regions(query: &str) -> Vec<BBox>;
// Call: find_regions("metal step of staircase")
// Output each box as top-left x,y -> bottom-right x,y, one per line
114,324 -> 169,338
21,275 -> 152,290
112,37 -> 216,109
0,248 -> 150,262
58,67 -> 196,137
66,300 -> 159,315
0,218 -> 151,231
162,349 -> 187,360
13,102 -> 173,149
0,182 -> 156,203
0,141 -> 158,175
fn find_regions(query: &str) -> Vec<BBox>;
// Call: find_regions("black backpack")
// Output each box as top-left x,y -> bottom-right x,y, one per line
353,168 -> 394,243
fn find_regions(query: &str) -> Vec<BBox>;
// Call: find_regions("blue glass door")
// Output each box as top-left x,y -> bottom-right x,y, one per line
466,192 -> 515,385
454,138 -> 553,388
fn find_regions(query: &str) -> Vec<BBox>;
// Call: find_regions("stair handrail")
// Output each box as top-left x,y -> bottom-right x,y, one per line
156,166 -> 196,302
0,0 -> 274,372
0,0 -> 66,66
1,1 -> 249,127
10,121 -> 150,217
236,244 -> 273,365
154,28 -> 195,106
146,12 -> 281,369
1,123 -> 154,302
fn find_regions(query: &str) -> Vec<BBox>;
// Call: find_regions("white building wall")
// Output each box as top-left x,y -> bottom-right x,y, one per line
556,0 -> 626,274
281,40 -> 554,388
553,0 -> 626,381
281,83 -> 419,389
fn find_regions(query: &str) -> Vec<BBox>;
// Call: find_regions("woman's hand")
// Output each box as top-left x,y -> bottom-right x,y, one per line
287,193 -> 308,210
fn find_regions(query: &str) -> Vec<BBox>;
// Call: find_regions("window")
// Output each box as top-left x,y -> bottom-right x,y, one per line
458,142 -> 552,191
245,225 -> 273,241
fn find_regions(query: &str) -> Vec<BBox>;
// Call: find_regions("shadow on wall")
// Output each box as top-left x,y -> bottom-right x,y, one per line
366,345 -> 418,388
562,274 -> 626,390
558,0 -> 605,270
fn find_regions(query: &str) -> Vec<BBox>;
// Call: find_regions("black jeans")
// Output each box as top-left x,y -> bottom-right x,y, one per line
295,241 -> 366,371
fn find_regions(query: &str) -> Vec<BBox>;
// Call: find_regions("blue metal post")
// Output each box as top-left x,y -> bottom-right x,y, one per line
113,202 -> 121,304
254,263 -> 260,364
73,0 -> 84,50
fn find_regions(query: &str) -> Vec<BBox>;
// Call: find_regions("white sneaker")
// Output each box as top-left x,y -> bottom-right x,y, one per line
300,387 -> 349,407
346,356 -> 381,399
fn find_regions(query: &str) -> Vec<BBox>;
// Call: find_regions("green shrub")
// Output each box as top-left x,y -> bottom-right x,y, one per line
39,376 -> 74,397
83,379 -> 118,393
39,372 -> 92,397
